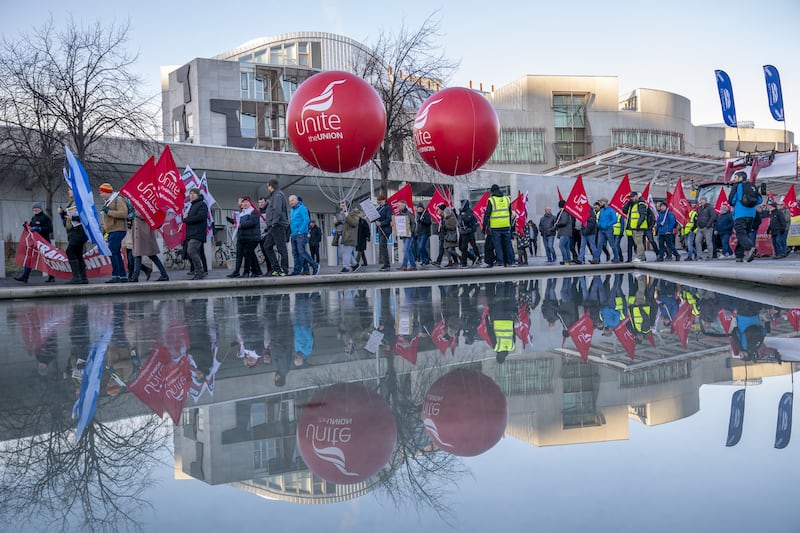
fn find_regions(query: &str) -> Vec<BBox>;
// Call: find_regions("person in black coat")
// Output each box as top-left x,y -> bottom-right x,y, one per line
16,202 -> 56,283
355,214 -> 371,267
184,188 -> 209,280
308,219 -> 322,264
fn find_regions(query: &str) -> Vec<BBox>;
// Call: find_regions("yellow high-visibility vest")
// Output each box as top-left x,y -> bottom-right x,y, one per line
489,196 -> 512,229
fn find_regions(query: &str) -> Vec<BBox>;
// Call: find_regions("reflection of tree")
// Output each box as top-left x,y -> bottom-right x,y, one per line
376,354 -> 469,524
0,381 -> 169,533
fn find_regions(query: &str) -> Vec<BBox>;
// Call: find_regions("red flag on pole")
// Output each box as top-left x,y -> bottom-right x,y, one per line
127,346 -> 171,418
565,174 -> 591,225
430,319 -> 456,356
154,146 -> 185,215
714,186 -> 729,214
557,186 -> 564,203
472,191 -> 489,230
510,191 -> 528,234
668,179 -> 690,227
613,316 -> 637,360
120,157 -> 165,229
565,312 -> 594,362
784,184 -> 800,216
388,183 -> 413,215
425,188 -> 450,224
609,174 -> 632,217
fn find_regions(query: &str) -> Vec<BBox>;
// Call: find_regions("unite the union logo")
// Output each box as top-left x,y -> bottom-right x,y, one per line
294,79 -> 347,139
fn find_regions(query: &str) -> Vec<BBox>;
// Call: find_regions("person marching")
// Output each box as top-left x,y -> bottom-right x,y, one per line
623,191 -> 658,262
482,183 -> 516,267
15,202 -> 55,283
58,188 -> 89,284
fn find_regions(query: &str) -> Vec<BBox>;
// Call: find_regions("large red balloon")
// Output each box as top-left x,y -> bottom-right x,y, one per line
414,87 -> 500,176
288,71 -> 386,173
297,383 -> 397,484
422,369 -> 507,457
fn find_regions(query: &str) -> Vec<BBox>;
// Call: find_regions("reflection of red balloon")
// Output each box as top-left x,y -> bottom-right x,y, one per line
287,71 -> 386,173
297,383 -> 396,484
422,369 -> 507,457
413,87 -> 499,176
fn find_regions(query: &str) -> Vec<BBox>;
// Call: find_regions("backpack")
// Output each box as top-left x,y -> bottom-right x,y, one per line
121,196 -> 135,227
738,181 -> 761,208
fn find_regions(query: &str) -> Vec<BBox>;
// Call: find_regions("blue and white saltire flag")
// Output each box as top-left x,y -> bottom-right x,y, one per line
71,328 -> 113,442
774,392 -> 793,449
714,70 -> 738,128
63,145 -> 111,256
725,388 -> 746,447
763,65 -> 785,122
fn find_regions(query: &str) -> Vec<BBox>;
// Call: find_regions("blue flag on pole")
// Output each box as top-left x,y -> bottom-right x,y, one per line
725,388 -> 746,447
63,146 -> 111,256
71,328 -> 112,442
763,65 -> 785,122
714,70 -> 738,128
774,392 -> 793,449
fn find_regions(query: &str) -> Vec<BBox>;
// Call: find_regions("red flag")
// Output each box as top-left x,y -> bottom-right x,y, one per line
472,191 -> 489,230
162,356 -> 192,425
154,146 -> 185,215
788,309 -> 800,332
14,226 -> 112,279
671,303 -> 694,349
120,157 -> 165,229
515,304 -> 532,348
425,188 -> 450,224
613,316 -> 637,360
784,184 -> 800,216
557,186 -> 564,203
714,187 -> 729,214
476,307 -> 492,347
510,191 -> 528,234
668,179 -> 690,227
393,335 -> 419,365
160,211 -> 185,250
610,174 -> 632,217
565,174 -> 591,225
430,319 -> 456,356
566,312 -> 594,362
718,309 -> 735,334
387,183 -> 413,216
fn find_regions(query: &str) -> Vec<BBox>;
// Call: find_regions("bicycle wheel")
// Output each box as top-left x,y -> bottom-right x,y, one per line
215,248 -> 226,267
164,251 -> 176,268
174,253 -> 185,270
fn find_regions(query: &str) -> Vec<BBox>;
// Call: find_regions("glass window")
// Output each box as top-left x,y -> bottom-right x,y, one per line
270,46 -> 284,65
285,44 -> 296,65
489,129 -> 546,164
298,42 -> 309,66
553,94 -> 586,128
612,129 -> 683,151
172,120 -> 181,142
240,112 -> 256,138
254,50 -> 266,64
185,113 -> 193,139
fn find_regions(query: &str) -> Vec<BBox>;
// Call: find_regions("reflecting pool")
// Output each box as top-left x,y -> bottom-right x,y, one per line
1,273 -> 798,532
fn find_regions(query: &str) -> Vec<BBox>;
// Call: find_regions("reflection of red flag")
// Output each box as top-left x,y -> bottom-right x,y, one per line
127,346 -> 171,418
154,145 -> 185,215
788,309 -> 800,332
565,175 -> 591,224
714,187 -> 729,214
393,335 -> 419,364
610,174 -> 632,217
669,179 -> 690,227
671,303 -> 694,349
472,191 -> 489,230
430,319 -> 456,356
784,184 -> 800,216
425,188 -> 450,224
718,309 -> 735,334
510,191 -> 528,234
476,307 -> 492,347
515,304 -> 532,348
18,305 -> 73,357
162,356 -> 192,425
388,183 -> 413,216
120,157 -> 165,229
566,312 -> 594,362
613,316 -> 637,360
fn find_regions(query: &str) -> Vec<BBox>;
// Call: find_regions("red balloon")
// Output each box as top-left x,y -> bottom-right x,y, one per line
422,369 -> 507,457
297,383 -> 396,484
414,87 -> 499,176
288,71 -> 386,173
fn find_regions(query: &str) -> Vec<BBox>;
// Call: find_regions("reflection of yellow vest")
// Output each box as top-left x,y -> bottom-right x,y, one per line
489,196 -> 511,229
493,319 -> 515,352
631,306 -> 652,334
615,296 -> 626,319
682,290 -> 700,316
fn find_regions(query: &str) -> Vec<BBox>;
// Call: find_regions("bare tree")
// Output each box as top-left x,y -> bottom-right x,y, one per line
0,16 -> 159,214
355,12 -> 460,196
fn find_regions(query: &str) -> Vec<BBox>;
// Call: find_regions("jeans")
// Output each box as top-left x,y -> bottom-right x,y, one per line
594,228 -> 615,262
718,232 -> 732,256
657,234 -> 680,259
291,233 -> 318,274
491,228 -> 515,266
684,231 -> 696,259
543,235 -> 556,262
416,234 -> 430,263
107,230 -> 126,278
340,244 -> 356,269
578,234 -> 597,262
401,237 -> 416,268
558,235 -> 573,263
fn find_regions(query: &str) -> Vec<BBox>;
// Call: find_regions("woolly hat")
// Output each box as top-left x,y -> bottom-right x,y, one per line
98,183 -> 113,193
189,187 -> 201,195
490,184 -> 501,194
32,202 -> 44,211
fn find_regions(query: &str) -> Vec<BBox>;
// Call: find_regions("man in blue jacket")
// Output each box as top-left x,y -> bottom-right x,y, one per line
594,198 -> 620,263
655,202 -> 681,261
728,171 -> 762,262
289,195 -> 319,276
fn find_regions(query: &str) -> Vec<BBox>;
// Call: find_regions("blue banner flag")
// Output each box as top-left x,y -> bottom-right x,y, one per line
763,65 -> 785,122
71,328 -> 112,442
63,146 -> 111,256
725,388 -> 746,447
714,70 -> 738,128
774,392 -> 793,449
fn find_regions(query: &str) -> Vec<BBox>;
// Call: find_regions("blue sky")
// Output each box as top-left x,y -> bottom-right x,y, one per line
2,0 -> 798,134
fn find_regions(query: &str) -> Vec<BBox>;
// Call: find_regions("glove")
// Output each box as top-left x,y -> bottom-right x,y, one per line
101,205 -> 109,214
31,226 -> 41,232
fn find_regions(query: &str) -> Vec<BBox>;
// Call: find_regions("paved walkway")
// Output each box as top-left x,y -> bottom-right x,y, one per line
2,251 -> 798,300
